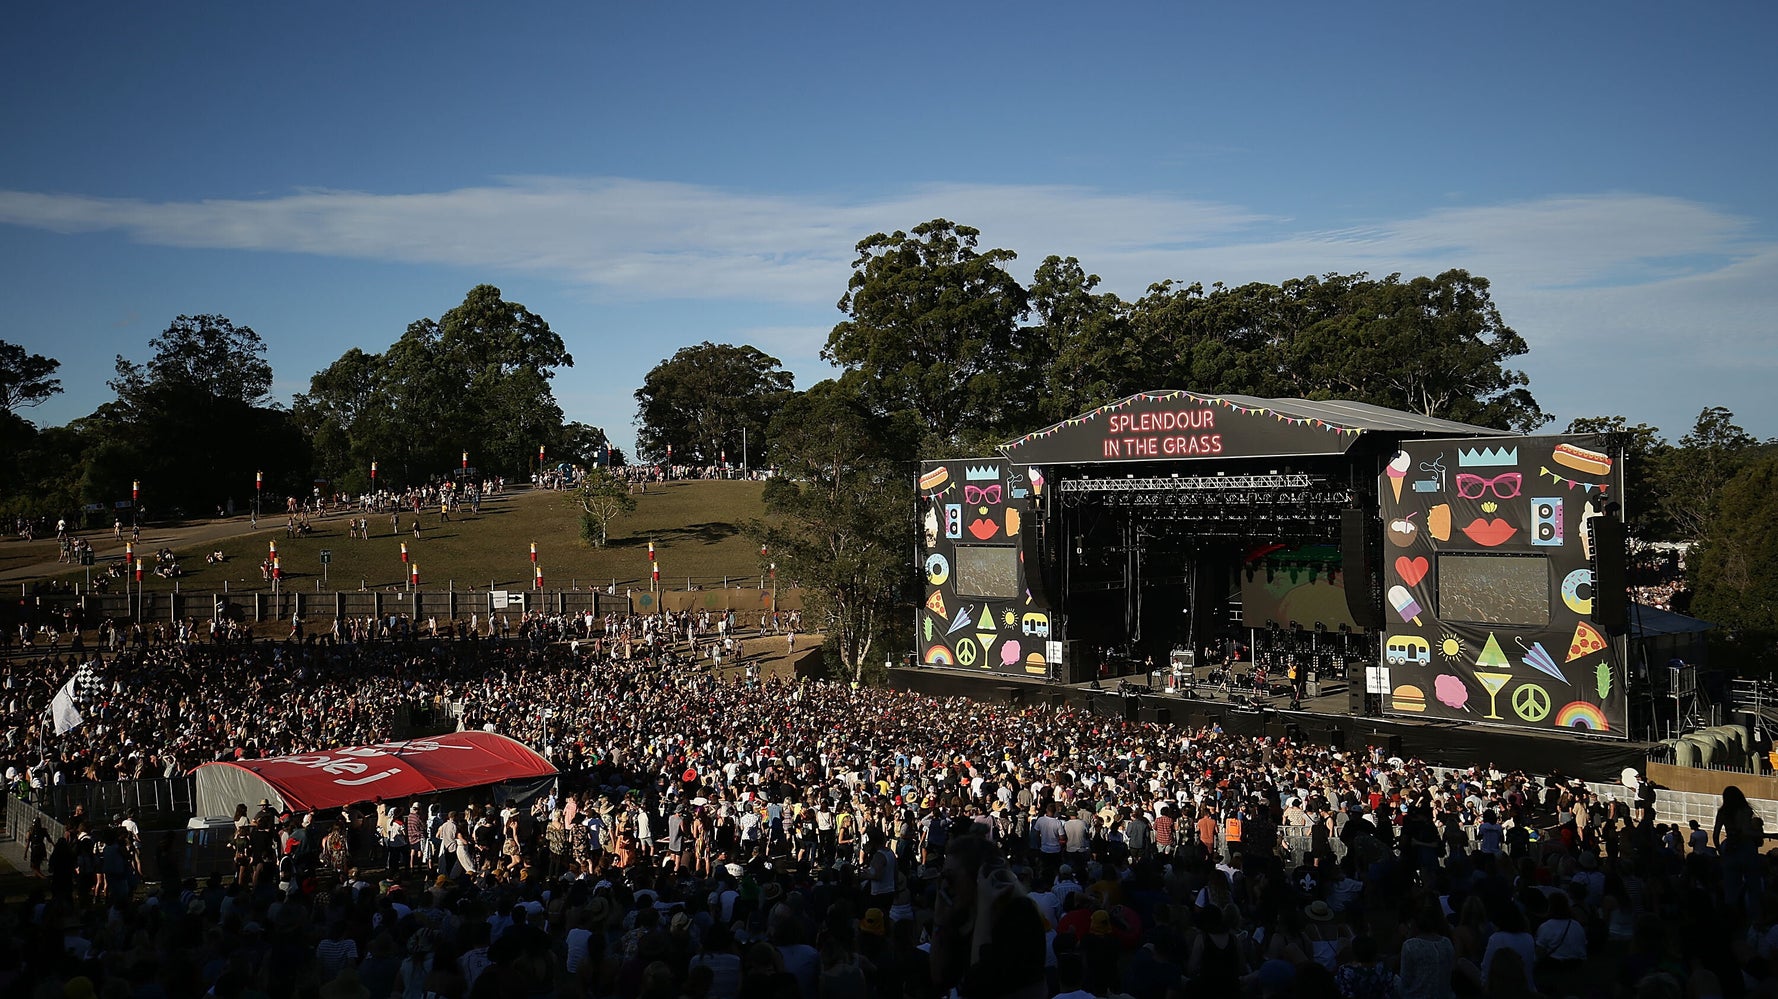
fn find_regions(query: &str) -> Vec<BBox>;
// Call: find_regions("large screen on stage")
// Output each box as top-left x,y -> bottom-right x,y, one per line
955,545 -> 1020,599
1436,554 -> 1549,626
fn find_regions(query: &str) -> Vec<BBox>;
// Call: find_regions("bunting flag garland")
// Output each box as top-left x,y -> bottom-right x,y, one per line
1002,390 -> 1364,449
1539,466 -> 1612,493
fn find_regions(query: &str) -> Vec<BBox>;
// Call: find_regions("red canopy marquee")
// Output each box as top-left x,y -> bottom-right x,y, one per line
193,731 -> 556,816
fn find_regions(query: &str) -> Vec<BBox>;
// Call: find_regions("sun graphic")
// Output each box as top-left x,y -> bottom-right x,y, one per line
1439,631 -> 1467,661
1003,610 -> 1017,628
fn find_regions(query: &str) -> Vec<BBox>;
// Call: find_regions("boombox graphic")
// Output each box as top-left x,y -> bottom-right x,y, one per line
1531,497 -> 1562,547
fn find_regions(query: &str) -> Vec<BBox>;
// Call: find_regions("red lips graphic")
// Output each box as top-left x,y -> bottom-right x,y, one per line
1460,517 -> 1517,547
967,518 -> 999,540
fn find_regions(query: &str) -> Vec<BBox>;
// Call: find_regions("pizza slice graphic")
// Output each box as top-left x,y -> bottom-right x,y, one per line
1567,621 -> 1607,663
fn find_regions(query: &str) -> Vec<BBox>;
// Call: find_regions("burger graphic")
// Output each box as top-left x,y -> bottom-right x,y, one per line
1392,684 -> 1427,712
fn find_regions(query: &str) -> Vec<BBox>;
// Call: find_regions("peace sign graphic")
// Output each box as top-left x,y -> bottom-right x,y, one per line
1512,683 -> 1551,722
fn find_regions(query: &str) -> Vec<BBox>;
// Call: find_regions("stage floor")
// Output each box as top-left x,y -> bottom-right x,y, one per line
1090,658 -> 1356,714
889,665 -> 1649,782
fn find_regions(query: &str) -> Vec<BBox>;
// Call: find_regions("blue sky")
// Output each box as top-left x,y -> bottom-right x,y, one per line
4,2 -> 1775,454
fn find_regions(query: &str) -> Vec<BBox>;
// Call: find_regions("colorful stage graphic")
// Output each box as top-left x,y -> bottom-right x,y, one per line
1378,435 -> 1627,737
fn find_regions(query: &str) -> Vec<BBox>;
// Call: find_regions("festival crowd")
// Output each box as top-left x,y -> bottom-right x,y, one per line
0,624 -> 1771,999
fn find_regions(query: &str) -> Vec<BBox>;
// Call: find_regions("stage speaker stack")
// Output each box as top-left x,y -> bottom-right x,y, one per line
1323,726 -> 1345,750
1140,706 -> 1172,726
1341,508 -> 1382,631
1265,721 -> 1289,740
1058,640 -> 1094,684
1591,515 -> 1629,634
1122,698 -> 1141,722
1348,660 -> 1369,716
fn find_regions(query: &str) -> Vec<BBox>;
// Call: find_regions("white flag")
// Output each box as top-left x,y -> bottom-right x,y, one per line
51,677 -> 82,735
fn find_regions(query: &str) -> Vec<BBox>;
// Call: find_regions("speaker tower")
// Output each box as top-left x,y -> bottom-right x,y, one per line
1341,509 -> 1381,630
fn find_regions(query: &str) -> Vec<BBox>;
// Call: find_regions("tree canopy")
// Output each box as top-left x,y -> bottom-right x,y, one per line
757,377 -> 920,680
1691,452 -> 1778,668
97,315 -> 301,514
294,285 -> 578,489
571,467 -> 637,547
634,342 -> 792,466
825,220 -> 1033,445
0,339 -> 63,418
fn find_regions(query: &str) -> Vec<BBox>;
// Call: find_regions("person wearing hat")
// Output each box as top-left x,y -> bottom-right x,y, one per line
1053,863 -> 1083,902
1303,900 -> 1351,970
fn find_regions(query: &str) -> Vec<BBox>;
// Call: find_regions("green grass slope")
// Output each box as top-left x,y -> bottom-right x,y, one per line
32,481 -> 774,594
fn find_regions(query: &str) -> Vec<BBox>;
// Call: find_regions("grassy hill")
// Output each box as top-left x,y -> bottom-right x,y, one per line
25,480 -> 775,594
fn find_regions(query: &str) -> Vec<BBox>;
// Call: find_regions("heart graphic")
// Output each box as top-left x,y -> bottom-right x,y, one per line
1395,556 -> 1429,587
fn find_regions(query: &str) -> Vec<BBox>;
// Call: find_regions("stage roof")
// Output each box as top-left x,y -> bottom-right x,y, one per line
193,732 -> 556,817
1000,390 -> 1513,465
1630,604 -> 1713,639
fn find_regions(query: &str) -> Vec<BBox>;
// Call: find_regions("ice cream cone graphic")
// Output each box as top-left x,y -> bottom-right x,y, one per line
1387,451 -> 1411,502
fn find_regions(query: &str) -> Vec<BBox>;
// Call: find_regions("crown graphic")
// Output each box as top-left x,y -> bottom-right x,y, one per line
965,464 -> 1000,481
1458,446 -> 1518,467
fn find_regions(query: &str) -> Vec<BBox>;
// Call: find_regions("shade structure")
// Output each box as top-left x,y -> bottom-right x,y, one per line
1628,604 -> 1712,639
193,732 -> 555,817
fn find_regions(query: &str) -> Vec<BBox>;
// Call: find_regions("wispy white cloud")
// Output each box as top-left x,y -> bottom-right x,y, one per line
0,178 -> 1272,303
1,177 -> 1772,433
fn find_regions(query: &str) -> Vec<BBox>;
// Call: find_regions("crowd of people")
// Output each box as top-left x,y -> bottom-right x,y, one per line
0,625 -> 1773,998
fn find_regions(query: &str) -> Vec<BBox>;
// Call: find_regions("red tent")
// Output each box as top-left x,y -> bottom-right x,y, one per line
193,732 -> 556,816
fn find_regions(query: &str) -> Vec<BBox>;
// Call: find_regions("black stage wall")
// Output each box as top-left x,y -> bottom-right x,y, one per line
889,666 -> 1646,782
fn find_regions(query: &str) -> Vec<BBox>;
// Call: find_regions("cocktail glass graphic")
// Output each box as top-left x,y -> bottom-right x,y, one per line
1476,672 -> 1513,720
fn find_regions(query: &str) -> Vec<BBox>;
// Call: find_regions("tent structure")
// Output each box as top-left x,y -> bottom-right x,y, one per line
193,732 -> 556,818
1629,604 -> 1712,639
1628,603 -> 1712,672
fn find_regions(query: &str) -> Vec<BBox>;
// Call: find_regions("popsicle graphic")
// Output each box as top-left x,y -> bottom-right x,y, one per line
1388,584 -> 1423,625
1387,451 -> 1411,502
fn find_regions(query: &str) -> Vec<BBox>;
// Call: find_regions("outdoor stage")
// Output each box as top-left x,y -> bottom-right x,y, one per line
889,663 -> 1650,781
911,390 -> 1640,780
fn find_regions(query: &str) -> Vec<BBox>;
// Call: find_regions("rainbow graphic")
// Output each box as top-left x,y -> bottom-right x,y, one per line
923,644 -> 955,666
1555,700 -> 1609,731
